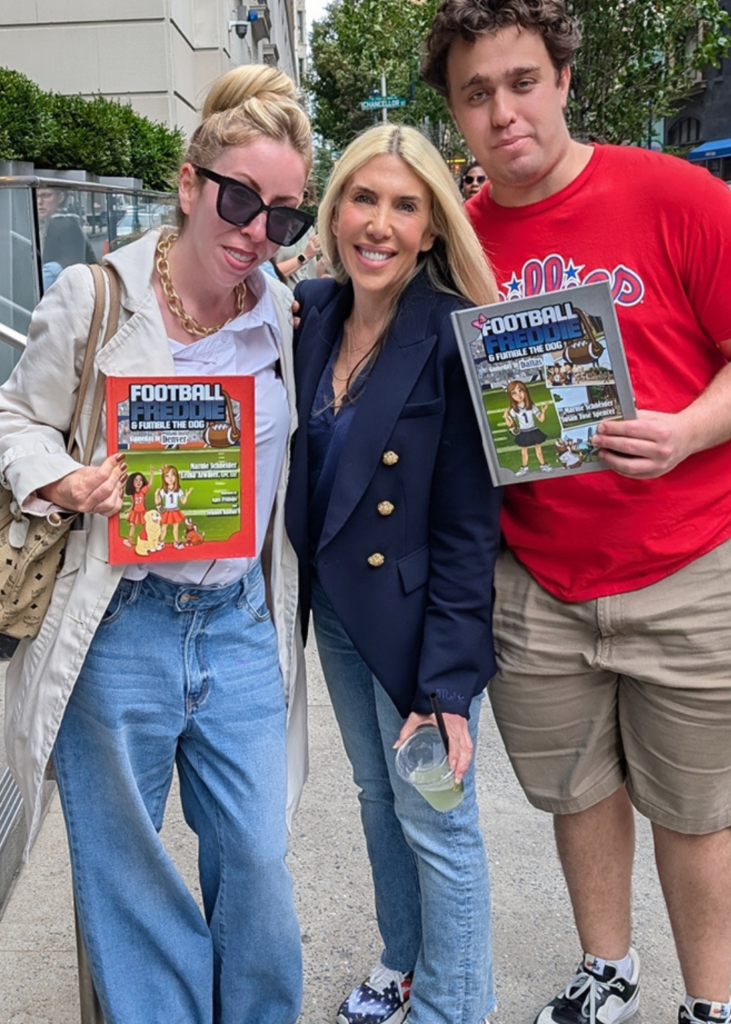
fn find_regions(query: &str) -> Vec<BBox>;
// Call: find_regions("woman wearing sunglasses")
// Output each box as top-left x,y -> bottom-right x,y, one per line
460,160 -> 488,202
286,125 -> 503,1024
0,66 -> 311,1024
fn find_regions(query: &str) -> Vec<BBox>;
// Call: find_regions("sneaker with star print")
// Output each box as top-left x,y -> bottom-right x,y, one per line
336,962 -> 413,1024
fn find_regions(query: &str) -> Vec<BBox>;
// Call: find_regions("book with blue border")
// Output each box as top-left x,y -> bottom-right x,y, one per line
451,281 -> 637,487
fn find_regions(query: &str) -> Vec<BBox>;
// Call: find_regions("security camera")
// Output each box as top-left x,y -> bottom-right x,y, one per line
228,5 -> 248,38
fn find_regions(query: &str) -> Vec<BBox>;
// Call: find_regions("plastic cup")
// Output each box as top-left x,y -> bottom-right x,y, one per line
395,724 -> 464,812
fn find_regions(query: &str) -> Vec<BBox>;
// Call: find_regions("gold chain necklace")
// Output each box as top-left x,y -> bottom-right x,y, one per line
155,232 -> 247,339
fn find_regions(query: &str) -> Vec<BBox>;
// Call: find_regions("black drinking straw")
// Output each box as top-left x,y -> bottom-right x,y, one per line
429,692 -> 450,757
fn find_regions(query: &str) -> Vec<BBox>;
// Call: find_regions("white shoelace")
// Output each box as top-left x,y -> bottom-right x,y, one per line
563,967 -> 610,1024
367,962 -> 407,992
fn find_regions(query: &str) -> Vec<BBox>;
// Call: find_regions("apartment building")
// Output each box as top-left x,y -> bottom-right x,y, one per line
0,0 -> 300,136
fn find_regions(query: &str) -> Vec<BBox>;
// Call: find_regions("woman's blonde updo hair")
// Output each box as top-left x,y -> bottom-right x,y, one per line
318,124 -> 497,308
180,65 -> 312,219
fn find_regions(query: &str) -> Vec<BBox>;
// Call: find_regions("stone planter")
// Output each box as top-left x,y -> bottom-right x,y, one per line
99,175 -> 144,191
34,169 -> 99,183
0,160 -> 34,177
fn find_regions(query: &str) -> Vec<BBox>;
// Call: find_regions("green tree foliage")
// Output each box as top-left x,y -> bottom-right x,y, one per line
307,0 -> 460,157
0,66 -> 183,189
308,0 -> 730,153
567,0 -> 731,144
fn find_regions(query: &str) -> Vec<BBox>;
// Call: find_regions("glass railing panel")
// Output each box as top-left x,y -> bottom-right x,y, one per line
35,184 -> 177,293
107,192 -> 178,252
0,186 -> 38,352
0,182 -> 178,387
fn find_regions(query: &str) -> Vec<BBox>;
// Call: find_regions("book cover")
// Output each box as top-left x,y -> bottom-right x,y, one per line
106,375 -> 255,564
451,281 -> 637,487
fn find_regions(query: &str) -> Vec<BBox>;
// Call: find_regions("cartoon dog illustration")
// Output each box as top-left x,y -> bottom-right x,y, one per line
184,517 -> 206,546
555,437 -> 585,469
135,509 -> 163,556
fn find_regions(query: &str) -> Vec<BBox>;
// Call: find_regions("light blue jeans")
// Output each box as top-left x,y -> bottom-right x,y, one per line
311,577 -> 495,1024
53,563 -> 302,1024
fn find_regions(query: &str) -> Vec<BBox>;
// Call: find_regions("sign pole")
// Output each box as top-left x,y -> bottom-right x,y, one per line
381,73 -> 387,124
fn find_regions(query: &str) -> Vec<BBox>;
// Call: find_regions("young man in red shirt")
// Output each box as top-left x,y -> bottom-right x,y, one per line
423,4 -> 731,1024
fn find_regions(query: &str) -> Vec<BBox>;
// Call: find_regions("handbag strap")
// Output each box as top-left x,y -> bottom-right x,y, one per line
65,264 -> 121,466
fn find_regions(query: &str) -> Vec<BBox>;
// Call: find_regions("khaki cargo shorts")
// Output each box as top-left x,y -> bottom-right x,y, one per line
489,538 -> 731,835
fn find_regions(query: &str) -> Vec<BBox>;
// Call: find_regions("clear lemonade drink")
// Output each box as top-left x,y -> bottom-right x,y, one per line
396,724 -> 465,812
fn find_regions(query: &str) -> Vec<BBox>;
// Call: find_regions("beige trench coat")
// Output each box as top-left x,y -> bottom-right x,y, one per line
0,230 -> 307,854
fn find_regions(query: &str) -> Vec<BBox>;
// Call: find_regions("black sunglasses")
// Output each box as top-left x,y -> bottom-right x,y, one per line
464,174 -> 487,185
195,166 -> 314,247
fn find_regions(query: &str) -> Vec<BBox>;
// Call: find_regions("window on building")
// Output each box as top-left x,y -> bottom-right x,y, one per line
668,117 -> 702,146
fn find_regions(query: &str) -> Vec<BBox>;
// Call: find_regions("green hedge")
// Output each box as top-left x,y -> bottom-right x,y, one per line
0,67 -> 183,191
0,68 -> 55,163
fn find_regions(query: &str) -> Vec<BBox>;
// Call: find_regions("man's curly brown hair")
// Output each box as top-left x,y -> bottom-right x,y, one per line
421,0 -> 582,98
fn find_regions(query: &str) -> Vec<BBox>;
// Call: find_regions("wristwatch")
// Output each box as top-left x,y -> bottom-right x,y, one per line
297,253 -> 307,264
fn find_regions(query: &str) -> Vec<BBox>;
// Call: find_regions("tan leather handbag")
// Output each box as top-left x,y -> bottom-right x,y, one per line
0,264 -> 120,640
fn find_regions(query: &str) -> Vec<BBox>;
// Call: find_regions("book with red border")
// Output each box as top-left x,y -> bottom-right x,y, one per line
106,375 -> 255,565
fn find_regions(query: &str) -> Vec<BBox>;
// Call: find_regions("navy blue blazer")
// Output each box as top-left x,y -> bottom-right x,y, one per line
285,270 -> 502,719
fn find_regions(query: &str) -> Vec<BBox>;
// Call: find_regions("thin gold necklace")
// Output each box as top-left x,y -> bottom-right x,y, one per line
156,232 -> 247,339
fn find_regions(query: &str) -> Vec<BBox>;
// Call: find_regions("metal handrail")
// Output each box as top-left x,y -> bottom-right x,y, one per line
0,323 -> 26,351
0,175 -> 174,201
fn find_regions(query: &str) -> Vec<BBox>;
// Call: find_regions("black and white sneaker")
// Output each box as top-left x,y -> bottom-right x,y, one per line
679,1000 -> 731,1023
336,962 -> 413,1024
534,948 -> 640,1024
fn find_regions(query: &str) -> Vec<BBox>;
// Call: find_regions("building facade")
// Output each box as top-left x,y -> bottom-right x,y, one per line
0,0 -> 299,137
295,0 -> 308,88
665,1 -> 731,180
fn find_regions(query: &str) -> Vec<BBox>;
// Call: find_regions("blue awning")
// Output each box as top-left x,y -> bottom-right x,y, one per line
688,138 -> 731,161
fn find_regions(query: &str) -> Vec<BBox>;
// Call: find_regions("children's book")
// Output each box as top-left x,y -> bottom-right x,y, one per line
451,282 -> 637,487
106,375 -> 255,564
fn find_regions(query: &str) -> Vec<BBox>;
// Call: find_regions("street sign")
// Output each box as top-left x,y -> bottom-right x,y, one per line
360,95 -> 408,110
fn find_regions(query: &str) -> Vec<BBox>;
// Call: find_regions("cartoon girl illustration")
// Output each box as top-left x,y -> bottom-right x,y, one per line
503,380 -> 553,476
123,469 -> 155,548
155,465 -> 194,549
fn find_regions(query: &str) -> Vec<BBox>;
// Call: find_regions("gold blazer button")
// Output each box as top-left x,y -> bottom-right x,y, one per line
377,501 -> 395,516
367,553 -> 386,567
382,451 -> 399,466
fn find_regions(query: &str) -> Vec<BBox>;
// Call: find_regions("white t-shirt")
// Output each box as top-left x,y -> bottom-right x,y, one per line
159,488 -> 184,510
512,406 -> 537,432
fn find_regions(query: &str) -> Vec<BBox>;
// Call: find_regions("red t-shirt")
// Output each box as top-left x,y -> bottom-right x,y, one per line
467,144 -> 731,601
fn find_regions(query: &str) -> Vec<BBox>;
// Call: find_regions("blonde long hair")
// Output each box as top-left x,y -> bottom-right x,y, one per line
178,65 -> 312,227
318,124 -> 497,308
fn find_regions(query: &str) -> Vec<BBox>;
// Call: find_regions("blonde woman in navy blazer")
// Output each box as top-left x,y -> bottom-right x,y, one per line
286,125 -> 502,1024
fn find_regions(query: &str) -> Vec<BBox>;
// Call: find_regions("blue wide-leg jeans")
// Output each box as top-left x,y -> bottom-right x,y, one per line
53,563 -> 302,1024
311,577 -> 495,1024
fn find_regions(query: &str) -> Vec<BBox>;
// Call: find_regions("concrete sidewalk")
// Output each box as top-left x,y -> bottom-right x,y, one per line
0,643 -> 679,1024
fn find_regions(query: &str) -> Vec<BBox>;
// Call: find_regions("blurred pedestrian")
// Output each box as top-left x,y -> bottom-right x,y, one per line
460,160 -> 487,201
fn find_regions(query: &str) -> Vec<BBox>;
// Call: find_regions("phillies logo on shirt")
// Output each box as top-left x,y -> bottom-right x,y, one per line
500,253 -> 645,308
